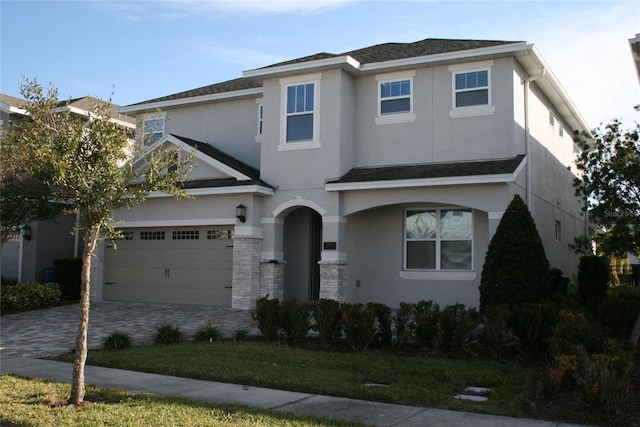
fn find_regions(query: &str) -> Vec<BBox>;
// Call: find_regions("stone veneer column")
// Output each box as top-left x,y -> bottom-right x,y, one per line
318,261 -> 348,301
231,236 -> 262,309
260,260 -> 285,301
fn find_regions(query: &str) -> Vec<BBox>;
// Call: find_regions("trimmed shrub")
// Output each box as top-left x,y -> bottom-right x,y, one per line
311,299 -> 342,345
102,330 -> 133,350
482,305 -> 518,356
577,255 -> 610,304
479,195 -> 551,311
253,296 -> 283,341
53,258 -> 82,299
510,301 -> 559,360
341,303 -> 376,351
434,303 -> 480,355
234,329 -> 248,341
0,282 -> 61,311
281,299 -> 311,342
414,300 -> 440,347
154,322 -> 182,345
394,302 -> 415,349
547,309 -> 608,356
596,293 -> 640,340
193,324 -> 222,342
369,302 -> 392,347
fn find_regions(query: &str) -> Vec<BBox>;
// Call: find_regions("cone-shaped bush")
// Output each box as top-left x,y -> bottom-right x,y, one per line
479,195 -> 551,311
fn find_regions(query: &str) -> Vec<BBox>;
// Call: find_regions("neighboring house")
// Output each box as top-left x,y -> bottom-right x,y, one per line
91,38 -> 591,310
0,94 -> 135,283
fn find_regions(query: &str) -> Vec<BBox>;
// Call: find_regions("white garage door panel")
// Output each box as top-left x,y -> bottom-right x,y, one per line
104,226 -> 234,306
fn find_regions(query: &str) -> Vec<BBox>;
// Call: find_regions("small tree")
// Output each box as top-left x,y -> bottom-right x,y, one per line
0,79 -> 192,406
479,194 -> 551,311
0,118 -> 62,245
573,119 -> 640,258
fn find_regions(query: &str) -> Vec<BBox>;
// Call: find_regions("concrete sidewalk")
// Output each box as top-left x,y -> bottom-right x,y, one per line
1,356 -> 592,427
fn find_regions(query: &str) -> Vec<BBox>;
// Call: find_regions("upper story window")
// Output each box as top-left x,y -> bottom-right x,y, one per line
404,208 -> 473,271
549,111 -> 556,131
449,61 -> 495,118
255,101 -> 264,143
143,117 -> 165,145
454,70 -> 489,107
258,104 -> 264,136
375,70 -> 416,125
279,73 -> 321,150
559,125 -> 565,142
380,80 -> 411,114
286,83 -> 315,142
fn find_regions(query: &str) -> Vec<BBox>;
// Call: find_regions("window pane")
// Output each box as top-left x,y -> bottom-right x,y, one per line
407,241 -> 436,269
456,89 -> 488,107
304,83 -> 314,111
287,113 -> 313,142
381,80 -> 410,98
440,210 -> 472,239
406,210 -> 436,239
144,119 -> 163,134
441,241 -> 472,270
381,98 -> 411,114
287,86 -> 296,114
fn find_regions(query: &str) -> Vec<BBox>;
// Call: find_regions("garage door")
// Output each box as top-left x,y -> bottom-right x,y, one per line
104,226 -> 234,306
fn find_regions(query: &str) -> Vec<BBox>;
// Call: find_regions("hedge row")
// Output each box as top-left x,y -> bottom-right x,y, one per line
1,282 -> 61,311
254,297 -> 481,353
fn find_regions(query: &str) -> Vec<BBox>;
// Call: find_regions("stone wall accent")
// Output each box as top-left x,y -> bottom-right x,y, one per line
319,261 -> 348,301
260,261 -> 285,301
232,237 -> 262,309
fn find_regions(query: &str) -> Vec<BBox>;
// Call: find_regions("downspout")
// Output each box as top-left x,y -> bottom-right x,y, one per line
523,68 -> 545,208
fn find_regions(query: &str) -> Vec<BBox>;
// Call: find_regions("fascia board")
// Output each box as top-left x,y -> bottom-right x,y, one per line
359,42 -> 532,74
1,101 -> 29,116
325,173 -> 516,192
54,105 -> 136,129
147,185 -> 274,198
119,87 -> 264,114
243,55 -> 361,79
159,135 -> 252,181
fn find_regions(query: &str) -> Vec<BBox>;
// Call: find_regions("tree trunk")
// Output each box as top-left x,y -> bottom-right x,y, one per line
69,224 -> 101,406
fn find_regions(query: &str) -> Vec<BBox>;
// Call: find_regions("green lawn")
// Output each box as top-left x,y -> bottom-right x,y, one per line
54,341 -> 533,418
0,374 -> 363,426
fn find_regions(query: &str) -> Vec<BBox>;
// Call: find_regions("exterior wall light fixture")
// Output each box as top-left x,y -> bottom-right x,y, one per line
236,204 -> 246,223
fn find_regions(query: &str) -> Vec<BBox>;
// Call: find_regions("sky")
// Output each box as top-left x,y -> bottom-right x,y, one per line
1,0 -> 639,129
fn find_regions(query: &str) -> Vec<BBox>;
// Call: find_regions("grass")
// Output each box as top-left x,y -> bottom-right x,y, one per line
0,374 -> 364,427
53,341 -> 533,417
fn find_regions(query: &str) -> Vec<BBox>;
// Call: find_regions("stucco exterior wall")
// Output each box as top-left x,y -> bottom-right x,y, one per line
163,98 -> 262,169
345,205 -> 488,308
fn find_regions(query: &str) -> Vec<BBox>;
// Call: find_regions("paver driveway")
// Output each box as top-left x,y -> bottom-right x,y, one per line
0,301 -> 259,358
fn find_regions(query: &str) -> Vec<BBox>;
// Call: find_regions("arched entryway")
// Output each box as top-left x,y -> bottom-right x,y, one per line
283,207 -> 322,301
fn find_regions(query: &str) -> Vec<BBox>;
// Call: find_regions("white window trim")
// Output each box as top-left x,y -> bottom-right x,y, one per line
449,61 -> 494,118
142,116 -> 166,144
403,207 -> 475,274
279,73 -> 321,150
375,70 -> 416,125
255,98 -> 263,143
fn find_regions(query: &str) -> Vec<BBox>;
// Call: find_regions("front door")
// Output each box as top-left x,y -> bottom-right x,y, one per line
283,208 -> 322,301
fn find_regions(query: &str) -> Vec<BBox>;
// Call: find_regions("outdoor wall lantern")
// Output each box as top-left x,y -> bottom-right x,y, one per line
22,225 -> 31,241
236,204 -> 246,223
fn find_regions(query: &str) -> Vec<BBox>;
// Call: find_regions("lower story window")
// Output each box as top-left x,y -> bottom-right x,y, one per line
405,208 -> 473,270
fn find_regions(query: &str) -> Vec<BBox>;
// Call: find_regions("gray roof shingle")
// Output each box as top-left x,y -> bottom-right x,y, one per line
170,134 -> 273,189
127,38 -> 519,107
327,155 -> 525,184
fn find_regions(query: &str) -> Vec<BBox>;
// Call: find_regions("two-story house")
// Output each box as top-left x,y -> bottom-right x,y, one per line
94,38 -> 590,310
